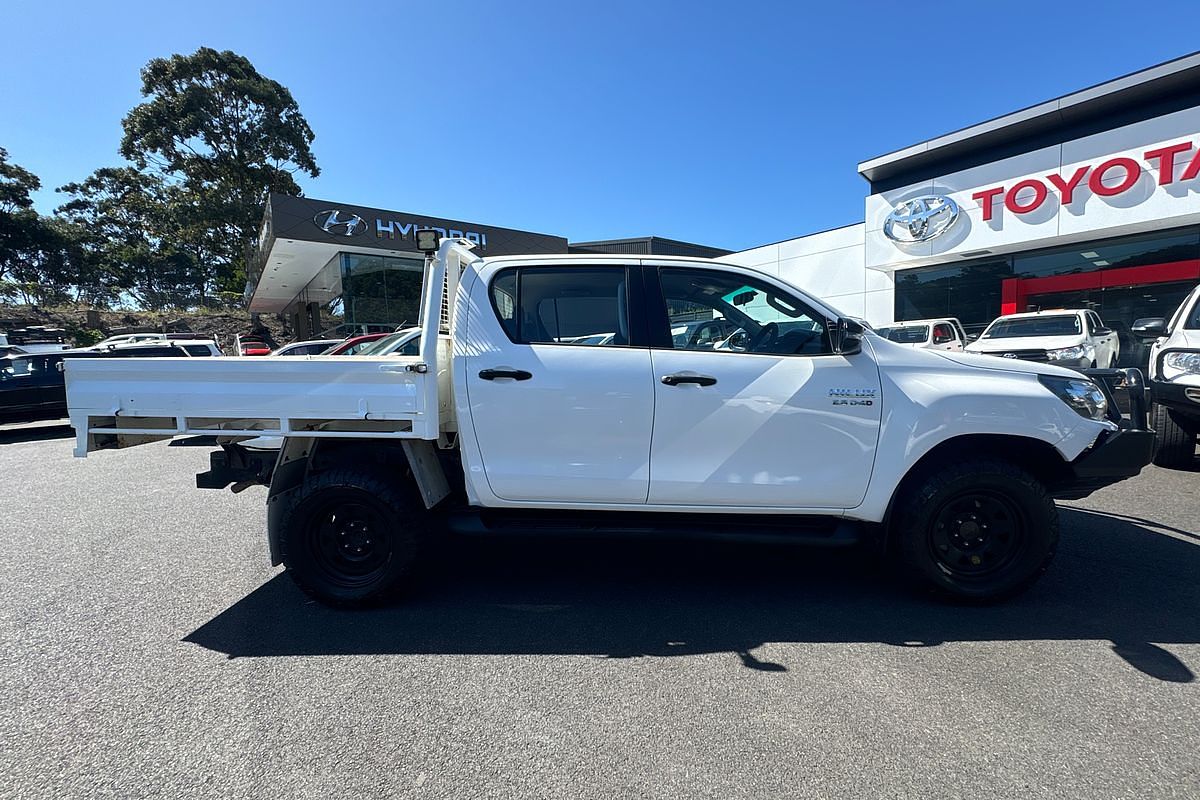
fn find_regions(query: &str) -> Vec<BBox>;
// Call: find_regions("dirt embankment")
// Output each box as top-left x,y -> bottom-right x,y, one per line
0,304 -> 291,352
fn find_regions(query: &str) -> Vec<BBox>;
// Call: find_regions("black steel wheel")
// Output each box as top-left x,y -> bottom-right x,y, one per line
279,468 -> 427,607
928,490 -> 1026,579
895,458 -> 1058,603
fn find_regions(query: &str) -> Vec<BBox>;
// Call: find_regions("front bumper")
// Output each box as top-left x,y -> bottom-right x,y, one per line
1050,368 -> 1156,500
1149,377 -> 1200,415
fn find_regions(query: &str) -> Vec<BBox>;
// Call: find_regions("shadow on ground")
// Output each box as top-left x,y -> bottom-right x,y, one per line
185,507 -> 1200,682
0,422 -> 73,445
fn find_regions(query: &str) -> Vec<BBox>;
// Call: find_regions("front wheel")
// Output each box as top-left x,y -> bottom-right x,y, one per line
278,468 -> 428,607
894,459 -> 1058,603
1151,404 -> 1198,470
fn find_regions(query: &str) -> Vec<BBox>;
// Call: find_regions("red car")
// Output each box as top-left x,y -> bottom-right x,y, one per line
323,332 -> 390,355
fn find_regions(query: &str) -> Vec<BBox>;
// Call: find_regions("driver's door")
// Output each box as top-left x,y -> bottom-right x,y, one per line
646,266 -> 882,509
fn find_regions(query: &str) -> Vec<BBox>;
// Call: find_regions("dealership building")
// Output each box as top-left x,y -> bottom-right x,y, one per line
251,52 -> 1200,362
726,51 -> 1200,366
247,195 -> 728,339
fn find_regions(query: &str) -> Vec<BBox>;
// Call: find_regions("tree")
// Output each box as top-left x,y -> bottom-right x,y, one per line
0,148 -> 73,305
119,47 -> 320,296
56,167 -> 200,309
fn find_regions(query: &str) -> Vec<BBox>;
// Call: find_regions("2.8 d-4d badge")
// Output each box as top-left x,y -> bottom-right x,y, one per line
883,195 -> 960,243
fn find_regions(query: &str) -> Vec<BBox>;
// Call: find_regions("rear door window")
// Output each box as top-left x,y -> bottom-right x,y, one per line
492,267 -> 631,346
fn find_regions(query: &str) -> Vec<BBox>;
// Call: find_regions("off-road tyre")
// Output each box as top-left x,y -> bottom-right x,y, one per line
895,459 -> 1058,603
1151,404 -> 1198,470
279,468 -> 428,607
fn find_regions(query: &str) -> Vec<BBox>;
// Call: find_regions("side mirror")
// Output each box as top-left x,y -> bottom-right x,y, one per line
1131,317 -> 1167,339
834,317 -> 864,355
1093,327 -> 1113,336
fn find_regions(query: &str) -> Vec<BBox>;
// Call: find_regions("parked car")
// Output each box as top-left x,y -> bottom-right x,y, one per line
271,339 -> 343,357
235,334 -> 274,356
323,333 -> 391,355
965,309 -> 1119,369
1,326 -> 70,355
875,318 -> 968,351
355,328 -> 422,357
92,332 -> 216,350
2,345 -> 194,425
108,339 -> 223,357
66,238 -> 1154,609
1132,284 -> 1200,468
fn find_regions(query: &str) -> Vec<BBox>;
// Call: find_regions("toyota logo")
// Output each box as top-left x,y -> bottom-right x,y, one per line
883,195 -> 960,243
313,209 -> 367,237
1002,353 -> 1019,359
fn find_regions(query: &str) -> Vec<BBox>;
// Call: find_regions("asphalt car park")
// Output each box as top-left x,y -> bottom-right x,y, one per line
1,421 -> 1198,799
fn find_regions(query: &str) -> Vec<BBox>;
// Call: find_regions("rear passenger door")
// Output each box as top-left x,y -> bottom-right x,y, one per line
463,264 -> 655,504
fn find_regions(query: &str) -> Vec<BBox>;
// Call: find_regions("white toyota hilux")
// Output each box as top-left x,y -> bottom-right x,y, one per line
1133,284 -> 1200,469
64,237 -> 1155,607
965,309 -> 1120,369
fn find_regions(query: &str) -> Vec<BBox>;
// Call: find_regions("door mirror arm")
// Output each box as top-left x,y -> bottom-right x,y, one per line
833,317 -> 864,356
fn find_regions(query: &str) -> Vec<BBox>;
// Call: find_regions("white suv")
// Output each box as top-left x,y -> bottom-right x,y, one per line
1133,284 -> 1200,468
875,318 -> 968,351
966,309 -> 1119,369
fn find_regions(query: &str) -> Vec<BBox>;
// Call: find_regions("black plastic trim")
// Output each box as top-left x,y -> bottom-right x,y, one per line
446,508 -> 863,547
1051,429 -> 1156,500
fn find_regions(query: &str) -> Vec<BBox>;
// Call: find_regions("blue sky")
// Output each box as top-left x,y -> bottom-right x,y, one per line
3,1 -> 1198,252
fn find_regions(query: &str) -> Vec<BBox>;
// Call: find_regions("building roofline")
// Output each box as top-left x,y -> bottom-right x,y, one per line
857,50 -> 1200,184
569,235 -> 730,251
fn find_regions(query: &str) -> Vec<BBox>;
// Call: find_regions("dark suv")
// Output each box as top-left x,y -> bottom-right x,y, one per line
1,346 -> 190,425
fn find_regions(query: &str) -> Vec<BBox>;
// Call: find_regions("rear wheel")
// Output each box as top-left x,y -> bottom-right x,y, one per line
895,459 -> 1058,603
1151,404 -> 1198,470
279,468 -> 427,607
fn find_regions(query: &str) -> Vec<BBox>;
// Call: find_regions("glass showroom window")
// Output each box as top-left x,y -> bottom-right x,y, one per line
340,254 -> 424,328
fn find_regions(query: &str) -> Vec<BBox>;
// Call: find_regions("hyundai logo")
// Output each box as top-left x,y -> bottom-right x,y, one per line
313,209 -> 367,237
883,195 -> 960,243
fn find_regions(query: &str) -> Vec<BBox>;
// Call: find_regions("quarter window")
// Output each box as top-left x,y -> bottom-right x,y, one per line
658,268 -> 831,355
491,267 -> 630,346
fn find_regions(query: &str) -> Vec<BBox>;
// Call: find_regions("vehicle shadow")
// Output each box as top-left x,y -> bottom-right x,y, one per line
0,422 -> 74,445
184,507 -> 1200,682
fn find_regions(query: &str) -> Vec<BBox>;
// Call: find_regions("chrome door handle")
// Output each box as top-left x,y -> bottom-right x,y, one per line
661,373 -> 717,387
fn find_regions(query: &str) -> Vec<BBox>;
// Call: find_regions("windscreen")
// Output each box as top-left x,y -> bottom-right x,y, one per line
983,315 -> 1081,338
883,326 -> 929,344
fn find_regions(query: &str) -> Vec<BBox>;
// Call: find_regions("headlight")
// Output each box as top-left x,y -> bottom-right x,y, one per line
1038,375 -> 1109,420
1046,344 -> 1089,361
1163,351 -> 1200,378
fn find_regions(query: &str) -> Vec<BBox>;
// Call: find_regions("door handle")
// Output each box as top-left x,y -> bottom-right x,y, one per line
661,373 -> 717,387
479,368 -> 533,381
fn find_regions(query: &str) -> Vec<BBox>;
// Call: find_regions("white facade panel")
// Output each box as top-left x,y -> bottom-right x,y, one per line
724,225 -> 872,319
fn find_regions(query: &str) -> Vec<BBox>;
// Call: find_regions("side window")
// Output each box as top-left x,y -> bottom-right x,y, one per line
491,267 -> 629,346
184,345 -> 213,357
491,272 -> 518,341
932,323 -> 954,344
659,268 -> 831,355
398,337 -> 421,356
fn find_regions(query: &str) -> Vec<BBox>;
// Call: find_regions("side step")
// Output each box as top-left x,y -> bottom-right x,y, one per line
445,508 -> 864,547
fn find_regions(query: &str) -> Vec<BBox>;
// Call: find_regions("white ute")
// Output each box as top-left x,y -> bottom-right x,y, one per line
65,236 -> 1156,606
1133,284 -> 1200,469
875,318 -> 968,351
966,308 -> 1120,369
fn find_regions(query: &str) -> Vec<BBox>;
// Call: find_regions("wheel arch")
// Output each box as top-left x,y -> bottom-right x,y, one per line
266,437 -> 453,565
879,434 -> 1072,552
